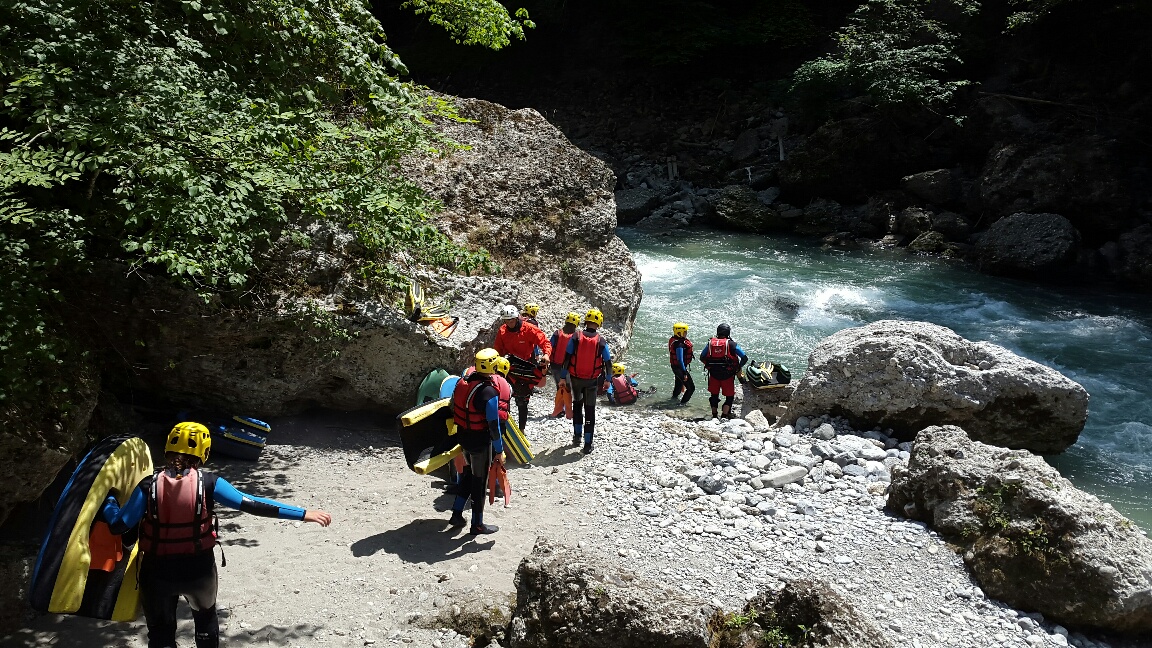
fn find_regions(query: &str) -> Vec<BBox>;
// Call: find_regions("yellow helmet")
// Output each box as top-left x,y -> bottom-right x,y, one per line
166,422 -> 212,463
475,348 -> 500,375
673,322 -> 689,337
524,303 -> 540,317
612,362 -> 627,376
495,356 -> 510,377
584,308 -> 604,327
564,311 -> 580,326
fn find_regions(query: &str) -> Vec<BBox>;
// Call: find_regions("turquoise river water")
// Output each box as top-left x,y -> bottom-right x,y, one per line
617,228 -> 1152,531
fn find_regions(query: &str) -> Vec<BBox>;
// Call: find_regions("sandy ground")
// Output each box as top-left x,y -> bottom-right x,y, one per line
2,406 -> 589,648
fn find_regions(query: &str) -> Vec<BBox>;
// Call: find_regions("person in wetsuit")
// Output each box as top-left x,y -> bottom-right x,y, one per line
100,422 -> 331,648
563,308 -> 613,454
547,311 -> 580,418
699,322 -> 749,419
494,305 -> 551,434
449,348 -> 505,535
669,322 -> 695,405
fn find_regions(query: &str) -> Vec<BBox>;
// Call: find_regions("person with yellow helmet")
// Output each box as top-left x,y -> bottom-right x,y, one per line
100,422 -> 331,648
448,349 -> 506,535
547,311 -> 581,418
562,308 -> 613,454
669,322 -> 695,405
606,362 -> 640,406
521,302 -> 541,327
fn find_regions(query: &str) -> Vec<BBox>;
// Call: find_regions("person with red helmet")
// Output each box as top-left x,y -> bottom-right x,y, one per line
698,322 -> 748,420
494,304 -> 551,434
100,423 -> 331,648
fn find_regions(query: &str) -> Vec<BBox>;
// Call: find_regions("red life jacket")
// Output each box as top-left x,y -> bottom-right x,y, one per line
452,374 -> 491,432
611,375 -> 638,405
550,328 -> 574,365
140,467 -> 216,556
704,337 -> 739,379
492,374 -> 512,420
568,330 -> 606,380
668,336 -> 693,368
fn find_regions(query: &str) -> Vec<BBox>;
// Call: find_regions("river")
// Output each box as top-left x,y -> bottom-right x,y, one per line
617,228 -> 1152,531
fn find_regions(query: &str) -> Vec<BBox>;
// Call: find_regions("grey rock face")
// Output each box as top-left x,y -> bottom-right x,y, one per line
1114,224 -> 1152,290
710,185 -> 784,233
785,320 -> 1088,453
711,579 -> 894,648
974,212 -> 1081,277
509,538 -> 712,648
615,187 -> 662,224
888,426 -> 1152,634
730,129 -> 760,162
902,169 -> 957,205
70,98 -> 643,416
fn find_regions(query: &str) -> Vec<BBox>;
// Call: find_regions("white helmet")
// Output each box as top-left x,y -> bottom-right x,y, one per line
499,305 -> 519,320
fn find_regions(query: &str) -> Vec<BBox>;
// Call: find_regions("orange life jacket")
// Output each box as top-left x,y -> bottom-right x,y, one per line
492,374 -> 512,420
452,374 -> 491,432
568,330 -> 606,380
550,328 -> 574,365
668,336 -> 693,368
140,467 -> 216,556
611,375 -> 638,405
704,337 -> 740,379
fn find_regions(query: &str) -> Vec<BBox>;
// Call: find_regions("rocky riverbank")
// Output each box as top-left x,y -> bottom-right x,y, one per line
6,398 -> 1147,647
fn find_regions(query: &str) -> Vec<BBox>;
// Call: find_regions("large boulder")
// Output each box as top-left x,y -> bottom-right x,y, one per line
889,426 -> 1152,634
709,185 -> 785,233
710,579 -> 894,648
973,212 -> 1081,278
615,187 -> 662,224
73,98 -> 643,415
901,169 -> 958,205
976,139 -> 1133,241
508,538 -> 713,648
1112,224 -> 1152,290
784,320 -> 1088,453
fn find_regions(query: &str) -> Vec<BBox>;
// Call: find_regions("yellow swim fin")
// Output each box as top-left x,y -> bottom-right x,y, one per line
404,279 -> 425,318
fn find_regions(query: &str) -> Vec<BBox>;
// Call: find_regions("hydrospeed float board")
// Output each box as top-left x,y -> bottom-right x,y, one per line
30,435 -> 153,621
397,397 -> 458,474
502,417 -> 534,465
416,369 -> 451,406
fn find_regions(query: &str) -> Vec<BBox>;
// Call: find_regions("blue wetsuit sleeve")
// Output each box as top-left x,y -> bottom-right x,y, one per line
102,485 -> 148,535
485,395 -> 504,454
566,336 -> 577,355
214,477 -> 306,521
734,342 -> 749,366
550,332 -> 559,349
675,347 -> 687,371
601,343 -> 612,366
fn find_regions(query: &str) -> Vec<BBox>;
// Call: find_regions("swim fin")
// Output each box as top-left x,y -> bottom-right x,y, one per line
415,301 -> 451,322
404,279 -> 425,319
428,316 -> 459,339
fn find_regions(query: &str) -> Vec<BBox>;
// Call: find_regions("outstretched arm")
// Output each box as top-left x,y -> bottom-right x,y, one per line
214,478 -> 330,526
101,485 -> 148,535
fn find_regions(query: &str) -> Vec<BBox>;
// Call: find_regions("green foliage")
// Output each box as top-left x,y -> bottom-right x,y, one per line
1005,0 -> 1077,30
0,0 -> 509,407
402,0 -> 534,48
791,0 -> 974,118
723,610 -> 759,630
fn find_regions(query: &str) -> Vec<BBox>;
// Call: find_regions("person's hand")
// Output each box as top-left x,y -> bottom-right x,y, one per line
496,452 -> 506,464
303,510 -> 332,527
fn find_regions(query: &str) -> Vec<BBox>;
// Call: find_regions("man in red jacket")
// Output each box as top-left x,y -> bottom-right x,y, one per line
494,304 -> 551,434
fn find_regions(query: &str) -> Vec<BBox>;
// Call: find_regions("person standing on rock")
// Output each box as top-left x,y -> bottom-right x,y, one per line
494,304 -> 551,434
100,422 -> 332,648
548,311 -> 580,418
699,322 -> 748,420
449,348 -> 505,535
668,322 -> 695,405
522,302 -> 541,328
563,308 -> 613,454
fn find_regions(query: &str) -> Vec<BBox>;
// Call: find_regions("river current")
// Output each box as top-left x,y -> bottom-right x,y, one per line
617,228 -> 1152,531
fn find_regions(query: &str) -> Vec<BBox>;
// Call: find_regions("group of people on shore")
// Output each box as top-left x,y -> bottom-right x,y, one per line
87,302 -> 754,648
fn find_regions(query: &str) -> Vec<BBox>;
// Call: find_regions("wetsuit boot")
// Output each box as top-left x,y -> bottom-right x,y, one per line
721,403 -> 732,420
572,423 -> 582,447
582,425 -> 594,455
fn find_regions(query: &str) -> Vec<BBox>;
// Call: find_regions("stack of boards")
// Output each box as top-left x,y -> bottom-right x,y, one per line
398,371 -> 534,475
30,435 -> 153,621
212,416 -> 271,460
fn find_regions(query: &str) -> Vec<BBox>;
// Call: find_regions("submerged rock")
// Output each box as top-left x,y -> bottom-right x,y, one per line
784,320 -> 1088,453
509,538 -> 712,648
889,426 -> 1152,634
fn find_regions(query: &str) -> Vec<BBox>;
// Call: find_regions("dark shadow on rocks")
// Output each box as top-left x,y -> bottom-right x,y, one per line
350,518 -> 494,563
528,446 -> 584,469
